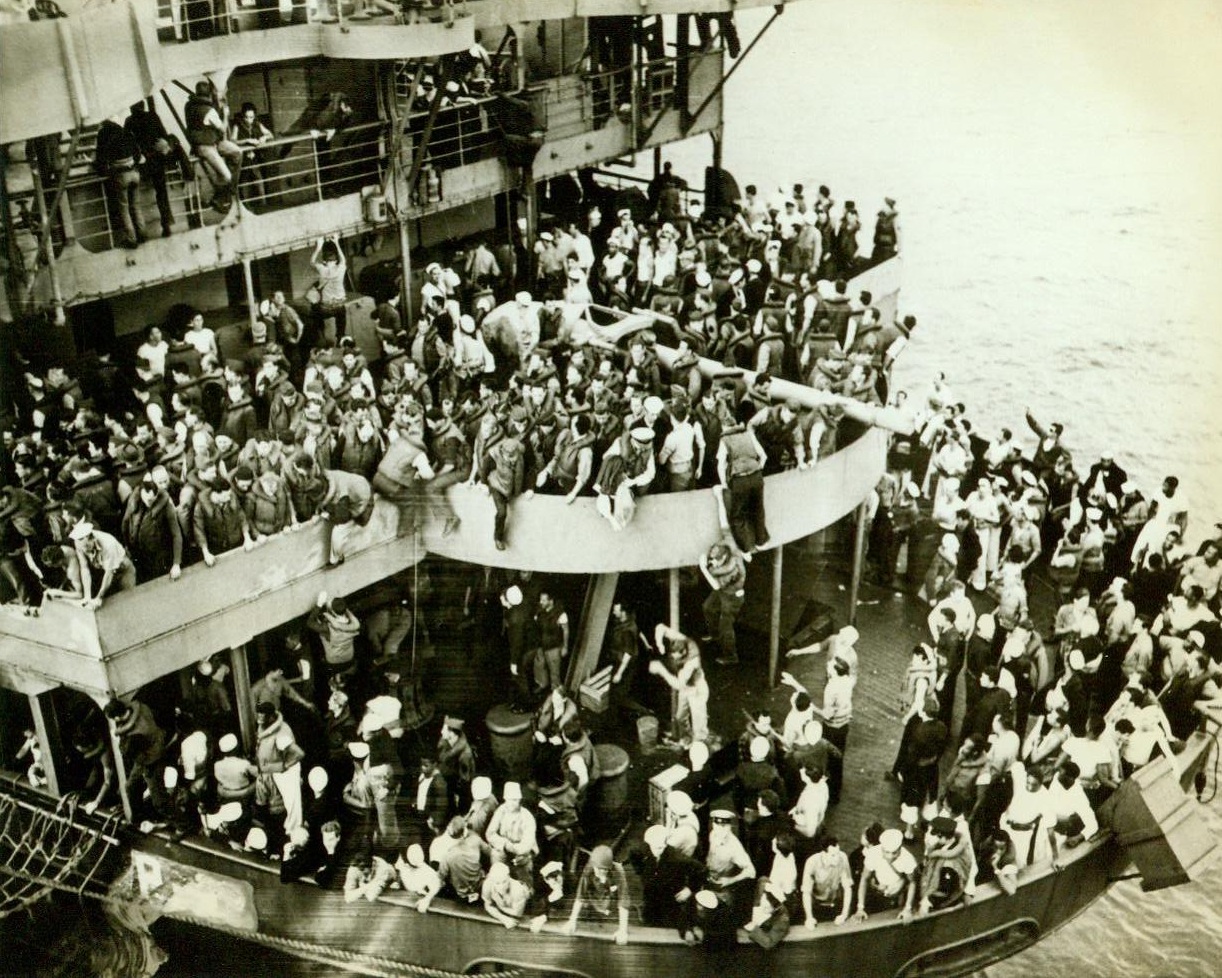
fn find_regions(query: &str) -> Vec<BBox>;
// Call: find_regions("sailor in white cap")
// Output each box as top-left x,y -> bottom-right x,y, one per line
395,842 -> 443,912
704,809 -> 755,914
486,781 -> 538,883
564,263 -> 593,304
594,425 -> 656,531
527,859 -> 568,932
214,733 -> 258,801
664,789 -> 700,857
855,827 -> 917,921
465,776 -> 498,837
69,520 -> 137,608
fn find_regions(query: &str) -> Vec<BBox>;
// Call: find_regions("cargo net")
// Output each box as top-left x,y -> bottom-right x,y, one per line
0,788 -> 122,917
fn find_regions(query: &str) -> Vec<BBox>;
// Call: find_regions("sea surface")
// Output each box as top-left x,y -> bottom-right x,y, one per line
690,2 -> 1222,975
160,1 -> 1220,975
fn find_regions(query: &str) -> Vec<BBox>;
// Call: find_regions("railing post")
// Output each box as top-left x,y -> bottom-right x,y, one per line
768,544 -> 784,688
312,140 -> 324,203
105,718 -> 134,823
241,255 -> 259,334
230,644 -> 256,755
28,693 -> 61,796
847,502 -> 869,627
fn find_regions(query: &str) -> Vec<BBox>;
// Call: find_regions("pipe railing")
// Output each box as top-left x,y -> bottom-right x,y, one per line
4,121 -> 388,256
156,0 -> 465,44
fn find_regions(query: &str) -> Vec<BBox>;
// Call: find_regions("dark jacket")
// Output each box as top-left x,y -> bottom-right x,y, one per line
94,120 -> 141,174
122,490 -> 183,580
193,494 -> 248,555
633,845 -> 705,930
242,478 -> 291,537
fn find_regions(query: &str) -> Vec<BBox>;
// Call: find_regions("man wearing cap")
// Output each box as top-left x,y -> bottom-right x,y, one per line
855,828 -> 917,921
918,816 -> 973,914
534,232 -> 565,298
704,809 -> 756,918
465,777 -> 498,838
563,845 -> 630,943
486,781 -> 538,883
526,860 -> 570,932
192,478 -> 255,567
872,197 -> 900,262
593,426 -> 656,531
70,521 -> 138,608
213,733 -> 258,803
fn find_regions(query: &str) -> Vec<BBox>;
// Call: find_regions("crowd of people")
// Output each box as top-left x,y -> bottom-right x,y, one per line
2,166 -> 1219,952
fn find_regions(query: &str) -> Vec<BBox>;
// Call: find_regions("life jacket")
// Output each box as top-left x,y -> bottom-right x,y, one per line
722,427 -> 762,477
184,96 -> 219,145
552,431 -> 594,488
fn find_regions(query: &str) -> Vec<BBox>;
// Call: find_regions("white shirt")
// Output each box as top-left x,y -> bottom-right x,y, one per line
1047,779 -> 1098,841
862,845 -> 916,896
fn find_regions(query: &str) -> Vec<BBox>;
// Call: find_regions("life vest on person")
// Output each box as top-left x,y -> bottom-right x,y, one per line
184,96 -> 219,146
723,428 -> 762,477
552,431 -> 594,488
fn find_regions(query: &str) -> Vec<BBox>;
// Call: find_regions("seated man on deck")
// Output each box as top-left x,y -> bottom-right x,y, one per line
917,816 -> 974,915
482,861 -> 531,929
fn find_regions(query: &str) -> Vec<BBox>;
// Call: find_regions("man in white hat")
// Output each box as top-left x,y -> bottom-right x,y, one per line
656,788 -> 697,856
70,521 -> 137,608
487,781 -> 538,883
395,842 -> 443,912
854,827 -> 917,921
526,860 -> 568,932
593,426 -> 656,531
704,809 -> 755,914
465,776 -> 497,837
213,733 -> 258,802
534,231 -> 565,298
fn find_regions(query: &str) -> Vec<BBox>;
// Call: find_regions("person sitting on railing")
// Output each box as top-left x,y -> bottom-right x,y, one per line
231,103 -> 276,209
184,81 -> 243,214
916,815 -> 973,915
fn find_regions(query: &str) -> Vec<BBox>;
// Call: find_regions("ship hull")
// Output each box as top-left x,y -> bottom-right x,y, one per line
132,829 -> 1114,978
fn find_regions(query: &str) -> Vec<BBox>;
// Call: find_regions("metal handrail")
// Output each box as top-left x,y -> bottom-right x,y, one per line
5,121 -> 389,255
156,0 -> 465,44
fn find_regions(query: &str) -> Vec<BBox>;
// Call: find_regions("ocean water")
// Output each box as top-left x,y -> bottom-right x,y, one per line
685,1 -> 1222,974
141,3 -> 1222,975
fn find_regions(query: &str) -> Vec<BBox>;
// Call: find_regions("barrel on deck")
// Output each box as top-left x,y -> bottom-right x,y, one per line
485,705 -> 532,782
590,744 -> 630,837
